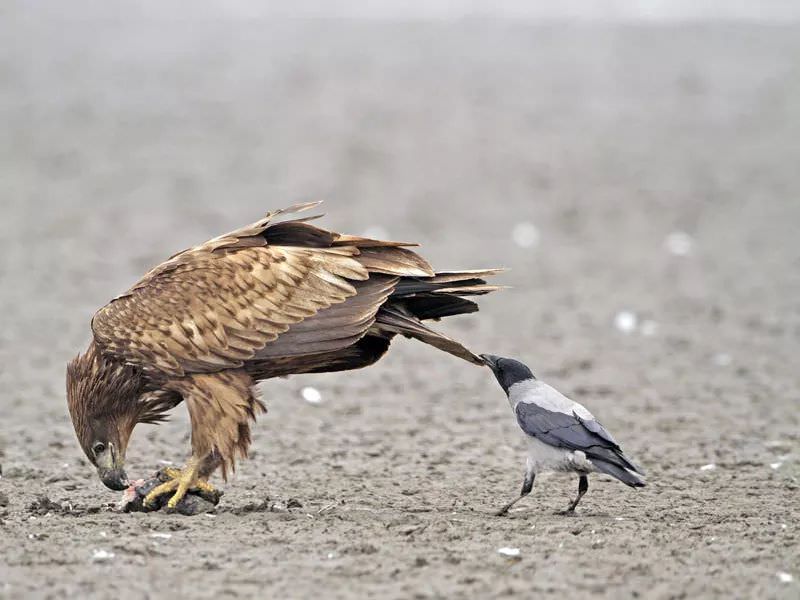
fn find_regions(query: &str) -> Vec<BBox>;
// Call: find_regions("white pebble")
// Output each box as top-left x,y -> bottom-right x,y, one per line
301,386 -> 323,404
770,462 -> 783,470
158,460 -> 174,465
150,533 -> 172,540
765,440 -> 789,450
91,549 -> 115,562
639,320 -> 659,337
497,547 -> 521,557
777,572 -> 793,583
713,353 -> 732,367
700,463 -> 716,471
99,531 -> 107,538
511,222 -> 540,249
664,231 -> 694,256
362,226 -> 388,240
327,552 -> 335,559
614,311 -> 638,334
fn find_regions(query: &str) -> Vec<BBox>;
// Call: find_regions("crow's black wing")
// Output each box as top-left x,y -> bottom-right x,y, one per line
514,402 -> 643,476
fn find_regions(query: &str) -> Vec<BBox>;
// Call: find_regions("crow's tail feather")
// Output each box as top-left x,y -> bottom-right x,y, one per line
592,456 -> 646,488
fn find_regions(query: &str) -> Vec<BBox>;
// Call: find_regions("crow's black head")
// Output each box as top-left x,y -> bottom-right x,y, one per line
481,354 -> 535,393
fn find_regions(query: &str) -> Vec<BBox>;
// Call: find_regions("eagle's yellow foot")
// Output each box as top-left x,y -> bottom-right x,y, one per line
143,461 -> 216,509
143,475 -> 179,508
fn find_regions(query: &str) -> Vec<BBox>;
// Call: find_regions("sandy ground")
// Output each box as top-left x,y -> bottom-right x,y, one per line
1,10 -> 799,600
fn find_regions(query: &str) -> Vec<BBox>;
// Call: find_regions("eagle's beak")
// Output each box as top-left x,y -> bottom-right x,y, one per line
98,467 -> 129,491
480,354 -> 500,369
98,468 -> 129,491
95,444 -> 129,491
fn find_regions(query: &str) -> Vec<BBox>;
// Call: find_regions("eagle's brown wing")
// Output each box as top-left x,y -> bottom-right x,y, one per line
90,203 -> 426,378
91,243 -> 384,377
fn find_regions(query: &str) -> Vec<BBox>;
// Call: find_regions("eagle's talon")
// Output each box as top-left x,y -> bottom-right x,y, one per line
143,477 -> 179,507
157,467 -> 183,481
143,460 -> 217,510
166,492 -> 184,509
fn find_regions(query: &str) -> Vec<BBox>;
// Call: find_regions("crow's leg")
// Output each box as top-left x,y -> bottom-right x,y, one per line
496,459 -> 535,516
562,474 -> 589,514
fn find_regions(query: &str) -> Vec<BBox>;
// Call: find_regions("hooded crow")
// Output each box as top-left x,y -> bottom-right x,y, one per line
481,354 -> 645,516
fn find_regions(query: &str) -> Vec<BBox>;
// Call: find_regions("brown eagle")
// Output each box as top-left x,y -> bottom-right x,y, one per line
67,203 -> 501,508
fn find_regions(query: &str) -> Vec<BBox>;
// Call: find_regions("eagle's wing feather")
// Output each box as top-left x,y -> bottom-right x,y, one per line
253,275 -> 397,358
91,244 -> 371,377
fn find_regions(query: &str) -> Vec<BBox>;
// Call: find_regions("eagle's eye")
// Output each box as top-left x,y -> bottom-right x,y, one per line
92,442 -> 106,455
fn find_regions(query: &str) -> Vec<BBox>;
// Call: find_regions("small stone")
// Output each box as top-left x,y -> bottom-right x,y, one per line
776,572 -> 793,583
497,547 -> 521,558
639,320 -> 658,337
511,222 -> 540,249
270,501 -> 288,512
301,386 -> 322,404
664,231 -> 694,256
91,549 -> 115,562
713,353 -> 732,367
700,463 -> 716,471
765,440 -> 789,450
614,311 -> 638,334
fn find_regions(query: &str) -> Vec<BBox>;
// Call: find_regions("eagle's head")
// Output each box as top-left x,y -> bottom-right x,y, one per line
66,343 -> 143,491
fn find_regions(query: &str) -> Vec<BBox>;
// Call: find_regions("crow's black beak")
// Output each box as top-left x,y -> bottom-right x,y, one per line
480,354 -> 500,368
98,467 -> 129,491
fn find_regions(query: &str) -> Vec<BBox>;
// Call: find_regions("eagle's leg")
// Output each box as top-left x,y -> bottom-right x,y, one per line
143,456 -> 218,508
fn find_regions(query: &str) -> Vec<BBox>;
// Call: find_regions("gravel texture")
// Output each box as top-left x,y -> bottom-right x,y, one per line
1,9 -> 798,600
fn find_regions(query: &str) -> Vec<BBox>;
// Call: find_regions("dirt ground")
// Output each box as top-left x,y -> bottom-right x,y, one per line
1,9 -> 799,600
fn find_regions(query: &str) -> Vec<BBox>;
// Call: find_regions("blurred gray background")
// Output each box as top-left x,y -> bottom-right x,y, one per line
1,2 -> 799,599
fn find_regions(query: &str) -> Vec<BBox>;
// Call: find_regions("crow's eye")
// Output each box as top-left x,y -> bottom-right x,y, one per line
92,442 -> 106,455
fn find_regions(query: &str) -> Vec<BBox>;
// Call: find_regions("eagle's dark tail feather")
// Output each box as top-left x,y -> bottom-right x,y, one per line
373,270 -> 504,365
391,269 -> 505,320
